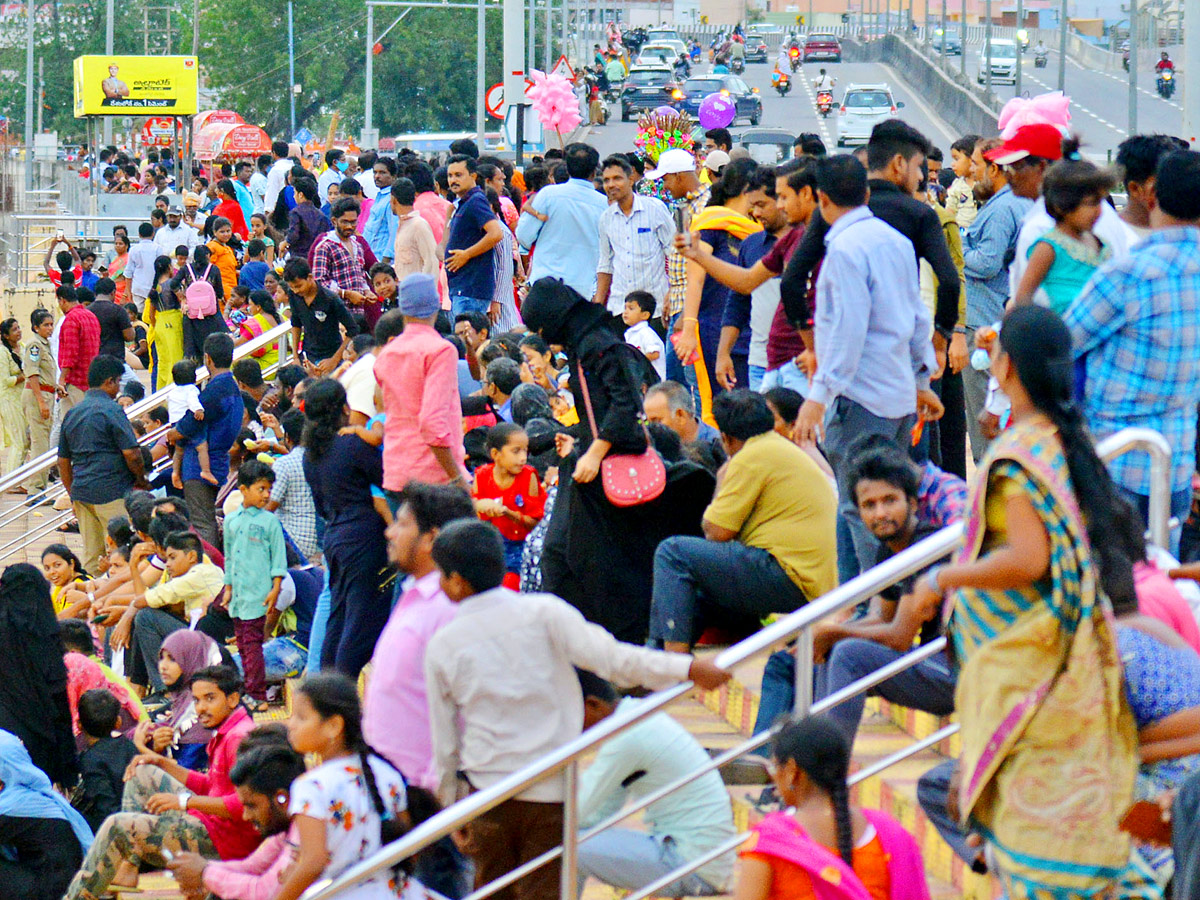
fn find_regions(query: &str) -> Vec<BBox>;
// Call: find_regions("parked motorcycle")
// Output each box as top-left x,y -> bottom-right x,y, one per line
774,72 -> 792,96
1034,51 -> 1047,68
1158,69 -> 1176,98
816,90 -> 834,117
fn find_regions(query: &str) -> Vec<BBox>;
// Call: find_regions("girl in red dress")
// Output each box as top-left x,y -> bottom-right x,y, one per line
473,423 -> 546,586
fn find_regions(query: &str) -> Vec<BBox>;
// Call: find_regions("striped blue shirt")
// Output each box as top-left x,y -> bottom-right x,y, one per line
1064,226 -> 1200,495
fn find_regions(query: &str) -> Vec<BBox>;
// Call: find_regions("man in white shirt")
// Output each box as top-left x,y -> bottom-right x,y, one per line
263,140 -> 293,214
317,148 -> 346,209
356,149 -> 380,201
595,154 -> 674,315
155,205 -> 198,256
425,520 -> 729,900
249,154 -> 270,214
124,222 -> 161,312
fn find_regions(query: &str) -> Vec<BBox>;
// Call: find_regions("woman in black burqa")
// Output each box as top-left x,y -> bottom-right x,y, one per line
0,564 -> 77,787
521,278 -> 714,643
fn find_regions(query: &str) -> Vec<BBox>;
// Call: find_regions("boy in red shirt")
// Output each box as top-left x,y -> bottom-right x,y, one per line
473,422 -> 546,586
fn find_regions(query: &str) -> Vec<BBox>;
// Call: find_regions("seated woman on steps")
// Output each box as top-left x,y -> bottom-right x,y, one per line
735,715 -> 930,900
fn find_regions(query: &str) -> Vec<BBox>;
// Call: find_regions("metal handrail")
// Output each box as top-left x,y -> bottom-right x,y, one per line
303,426 -> 1174,900
0,320 -> 292,499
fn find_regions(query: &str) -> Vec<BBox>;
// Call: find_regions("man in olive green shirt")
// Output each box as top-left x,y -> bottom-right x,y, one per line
649,390 -> 836,652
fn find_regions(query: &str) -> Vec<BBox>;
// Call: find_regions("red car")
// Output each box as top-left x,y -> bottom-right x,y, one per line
803,33 -> 842,63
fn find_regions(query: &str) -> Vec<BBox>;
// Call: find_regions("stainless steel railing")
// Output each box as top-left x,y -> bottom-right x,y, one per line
305,426 -> 1174,900
0,320 -> 293,562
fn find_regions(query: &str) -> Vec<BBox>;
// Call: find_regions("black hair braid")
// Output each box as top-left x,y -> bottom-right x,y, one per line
828,778 -> 855,867
999,305 -> 1137,607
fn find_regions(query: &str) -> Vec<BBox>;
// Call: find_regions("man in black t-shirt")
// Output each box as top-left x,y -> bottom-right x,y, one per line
87,277 -> 134,363
282,257 -> 358,374
810,443 -> 957,742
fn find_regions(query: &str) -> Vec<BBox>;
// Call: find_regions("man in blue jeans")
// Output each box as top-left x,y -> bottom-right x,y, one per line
649,390 -> 837,652
808,444 -> 956,741
444,154 -> 502,319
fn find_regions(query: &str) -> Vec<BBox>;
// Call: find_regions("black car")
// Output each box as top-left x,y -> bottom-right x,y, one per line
678,75 -> 763,126
619,66 -> 680,121
744,36 -> 769,62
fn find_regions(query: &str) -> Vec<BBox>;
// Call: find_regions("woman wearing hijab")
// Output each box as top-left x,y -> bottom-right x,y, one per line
0,564 -> 77,787
0,729 -> 93,900
521,278 -> 714,642
144,630 -> 223,770
509,382 -> 556,427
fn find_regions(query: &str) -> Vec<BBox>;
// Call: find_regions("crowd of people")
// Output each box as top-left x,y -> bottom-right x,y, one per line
4,71 -> 1200,900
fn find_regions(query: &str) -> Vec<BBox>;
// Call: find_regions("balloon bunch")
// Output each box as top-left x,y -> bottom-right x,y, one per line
997,91 -> 1071,139
633,109 -> 695,163
527,70 -> 583,146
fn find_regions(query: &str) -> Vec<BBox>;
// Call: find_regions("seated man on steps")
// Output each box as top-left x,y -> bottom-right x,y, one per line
575,671 -> 736,898
65,666 -> 260,900
811,442 -> 957,743
649,390 -> 837,653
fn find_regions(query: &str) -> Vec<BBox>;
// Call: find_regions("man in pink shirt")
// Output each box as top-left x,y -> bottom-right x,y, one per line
410,162 -> 453,304
167,741 -> 307,900
374,273 -> 466,495
364,481 -> 476,788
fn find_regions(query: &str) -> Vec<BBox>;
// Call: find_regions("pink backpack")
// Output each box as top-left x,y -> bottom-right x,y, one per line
184,264 -> 218,319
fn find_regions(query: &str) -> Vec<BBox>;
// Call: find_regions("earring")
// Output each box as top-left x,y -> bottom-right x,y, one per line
275,793 -> 288,806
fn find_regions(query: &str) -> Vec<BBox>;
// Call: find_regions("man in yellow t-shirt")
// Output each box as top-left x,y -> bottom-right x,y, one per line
649,390 -> 837,652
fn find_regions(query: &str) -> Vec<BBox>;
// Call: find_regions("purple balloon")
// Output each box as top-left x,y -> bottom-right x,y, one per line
654,104 -> 677,117
697,92 -> 736,130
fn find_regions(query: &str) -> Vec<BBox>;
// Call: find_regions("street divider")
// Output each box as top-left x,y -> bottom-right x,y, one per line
845,34 -> 1000,137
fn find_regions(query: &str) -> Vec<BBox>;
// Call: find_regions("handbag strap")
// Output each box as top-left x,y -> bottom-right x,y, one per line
575,364 -> 601,439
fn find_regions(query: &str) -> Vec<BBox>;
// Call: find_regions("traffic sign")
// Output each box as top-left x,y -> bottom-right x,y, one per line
549,54 -> 576,82
485,79 -> 534,120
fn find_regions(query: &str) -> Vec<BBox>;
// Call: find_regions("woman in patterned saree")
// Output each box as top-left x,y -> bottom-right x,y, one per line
907,305 -> 1148,900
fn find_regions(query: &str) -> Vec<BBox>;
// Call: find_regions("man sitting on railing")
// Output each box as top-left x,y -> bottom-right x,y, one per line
425,520 -> 731,900
810,442 -> 957,744
574,671 -> 736,898
649,390 -> 837,653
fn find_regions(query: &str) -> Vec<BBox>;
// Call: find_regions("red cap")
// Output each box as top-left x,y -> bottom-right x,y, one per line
983,123 -> 1065,165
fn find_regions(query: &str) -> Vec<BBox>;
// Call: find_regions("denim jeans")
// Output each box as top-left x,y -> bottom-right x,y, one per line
665,312 -> 685,385
917,760 -> 986,871
748,364 -> 766,392
823,396 -> 915,579
759,360 -> 809,397
451,294 -> 490,318
753,650 -> 798,734
1117,484 -> 1192,559
821,638 -> 956,742
650,537 -> 807,645
1172,769 -> 1200,900
578,830 -> 724,898
303,566 -> 332,676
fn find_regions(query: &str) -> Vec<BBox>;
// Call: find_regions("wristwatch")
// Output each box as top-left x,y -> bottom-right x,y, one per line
179,792 -> 192,811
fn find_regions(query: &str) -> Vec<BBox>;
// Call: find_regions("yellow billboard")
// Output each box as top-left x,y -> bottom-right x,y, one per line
73,56 -> 199,117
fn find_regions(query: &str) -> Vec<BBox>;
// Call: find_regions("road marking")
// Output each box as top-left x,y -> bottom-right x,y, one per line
797,68 -> 835,149
1022,70 -> 1128,137
876,63 -> 957,146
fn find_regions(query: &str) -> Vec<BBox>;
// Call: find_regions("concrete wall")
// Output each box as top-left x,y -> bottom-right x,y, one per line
846,34 -> 1001,137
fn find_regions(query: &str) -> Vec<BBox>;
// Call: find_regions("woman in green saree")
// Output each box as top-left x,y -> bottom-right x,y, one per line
908,305 -> 1151,900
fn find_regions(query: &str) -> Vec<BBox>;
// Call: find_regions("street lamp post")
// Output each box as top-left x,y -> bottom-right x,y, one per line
1057,0 -> 1066,91
1128,0 -> 1137,135
23,0 -> 33,191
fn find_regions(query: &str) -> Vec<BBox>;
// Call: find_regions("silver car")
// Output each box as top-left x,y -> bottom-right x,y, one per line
977,38 -> 1018,84
836,84 -> 904,146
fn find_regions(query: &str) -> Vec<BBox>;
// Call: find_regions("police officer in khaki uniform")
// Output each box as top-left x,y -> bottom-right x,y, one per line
23,308 -> 56,493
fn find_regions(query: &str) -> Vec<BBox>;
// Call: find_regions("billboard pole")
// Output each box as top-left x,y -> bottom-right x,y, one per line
24,0 -> 33,191
104,0 -> 113,146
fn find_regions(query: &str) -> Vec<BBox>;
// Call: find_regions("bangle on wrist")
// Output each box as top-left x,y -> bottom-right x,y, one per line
926,565 -> 945,594
179,791 -> 191,811
681,316 -> 699,323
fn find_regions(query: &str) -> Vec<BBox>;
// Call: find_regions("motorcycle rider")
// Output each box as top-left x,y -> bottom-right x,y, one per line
674,53 -> 691,79
730,35 -> 746,66
1033,38 -> 1047,56
604,53 -> 626,89
1156,51 -> 1174,72
813,68 -> 836,91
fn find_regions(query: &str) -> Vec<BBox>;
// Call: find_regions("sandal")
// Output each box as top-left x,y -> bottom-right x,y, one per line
57,520 -> 79,533
246,698 -> 269,714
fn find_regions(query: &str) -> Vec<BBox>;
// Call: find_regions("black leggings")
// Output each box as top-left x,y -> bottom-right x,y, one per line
0,816 -> 83,900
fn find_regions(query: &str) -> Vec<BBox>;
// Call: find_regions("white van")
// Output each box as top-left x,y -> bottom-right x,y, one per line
977,38 -> 1018,84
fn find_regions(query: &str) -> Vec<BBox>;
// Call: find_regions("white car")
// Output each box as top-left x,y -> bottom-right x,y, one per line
977,38 -> 1018,84
637,41 -> 687,65
836,83 -> 904,146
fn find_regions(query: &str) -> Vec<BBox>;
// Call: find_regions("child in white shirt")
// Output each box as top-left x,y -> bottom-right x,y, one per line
168,359 -> 215,489
622,290 -> 665,381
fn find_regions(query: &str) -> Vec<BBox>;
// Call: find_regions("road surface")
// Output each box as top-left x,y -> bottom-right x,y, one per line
581,53 -> 963,159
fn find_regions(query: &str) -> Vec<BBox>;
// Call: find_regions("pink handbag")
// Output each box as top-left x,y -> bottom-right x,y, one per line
576,364 -> 666,507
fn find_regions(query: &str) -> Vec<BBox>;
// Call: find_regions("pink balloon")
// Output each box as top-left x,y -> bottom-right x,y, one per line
698,92 -> 736,130
527,70 -> 582,134
654,105 -> 677,117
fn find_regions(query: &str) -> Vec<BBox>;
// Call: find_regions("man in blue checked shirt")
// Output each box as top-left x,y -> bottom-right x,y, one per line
1064,149 -> 1200,552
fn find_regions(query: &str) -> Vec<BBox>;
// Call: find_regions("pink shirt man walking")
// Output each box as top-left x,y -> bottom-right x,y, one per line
374,273 -> 466,492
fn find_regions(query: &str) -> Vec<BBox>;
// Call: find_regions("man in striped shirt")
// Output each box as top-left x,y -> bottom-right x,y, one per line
595,155 -> 674,316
